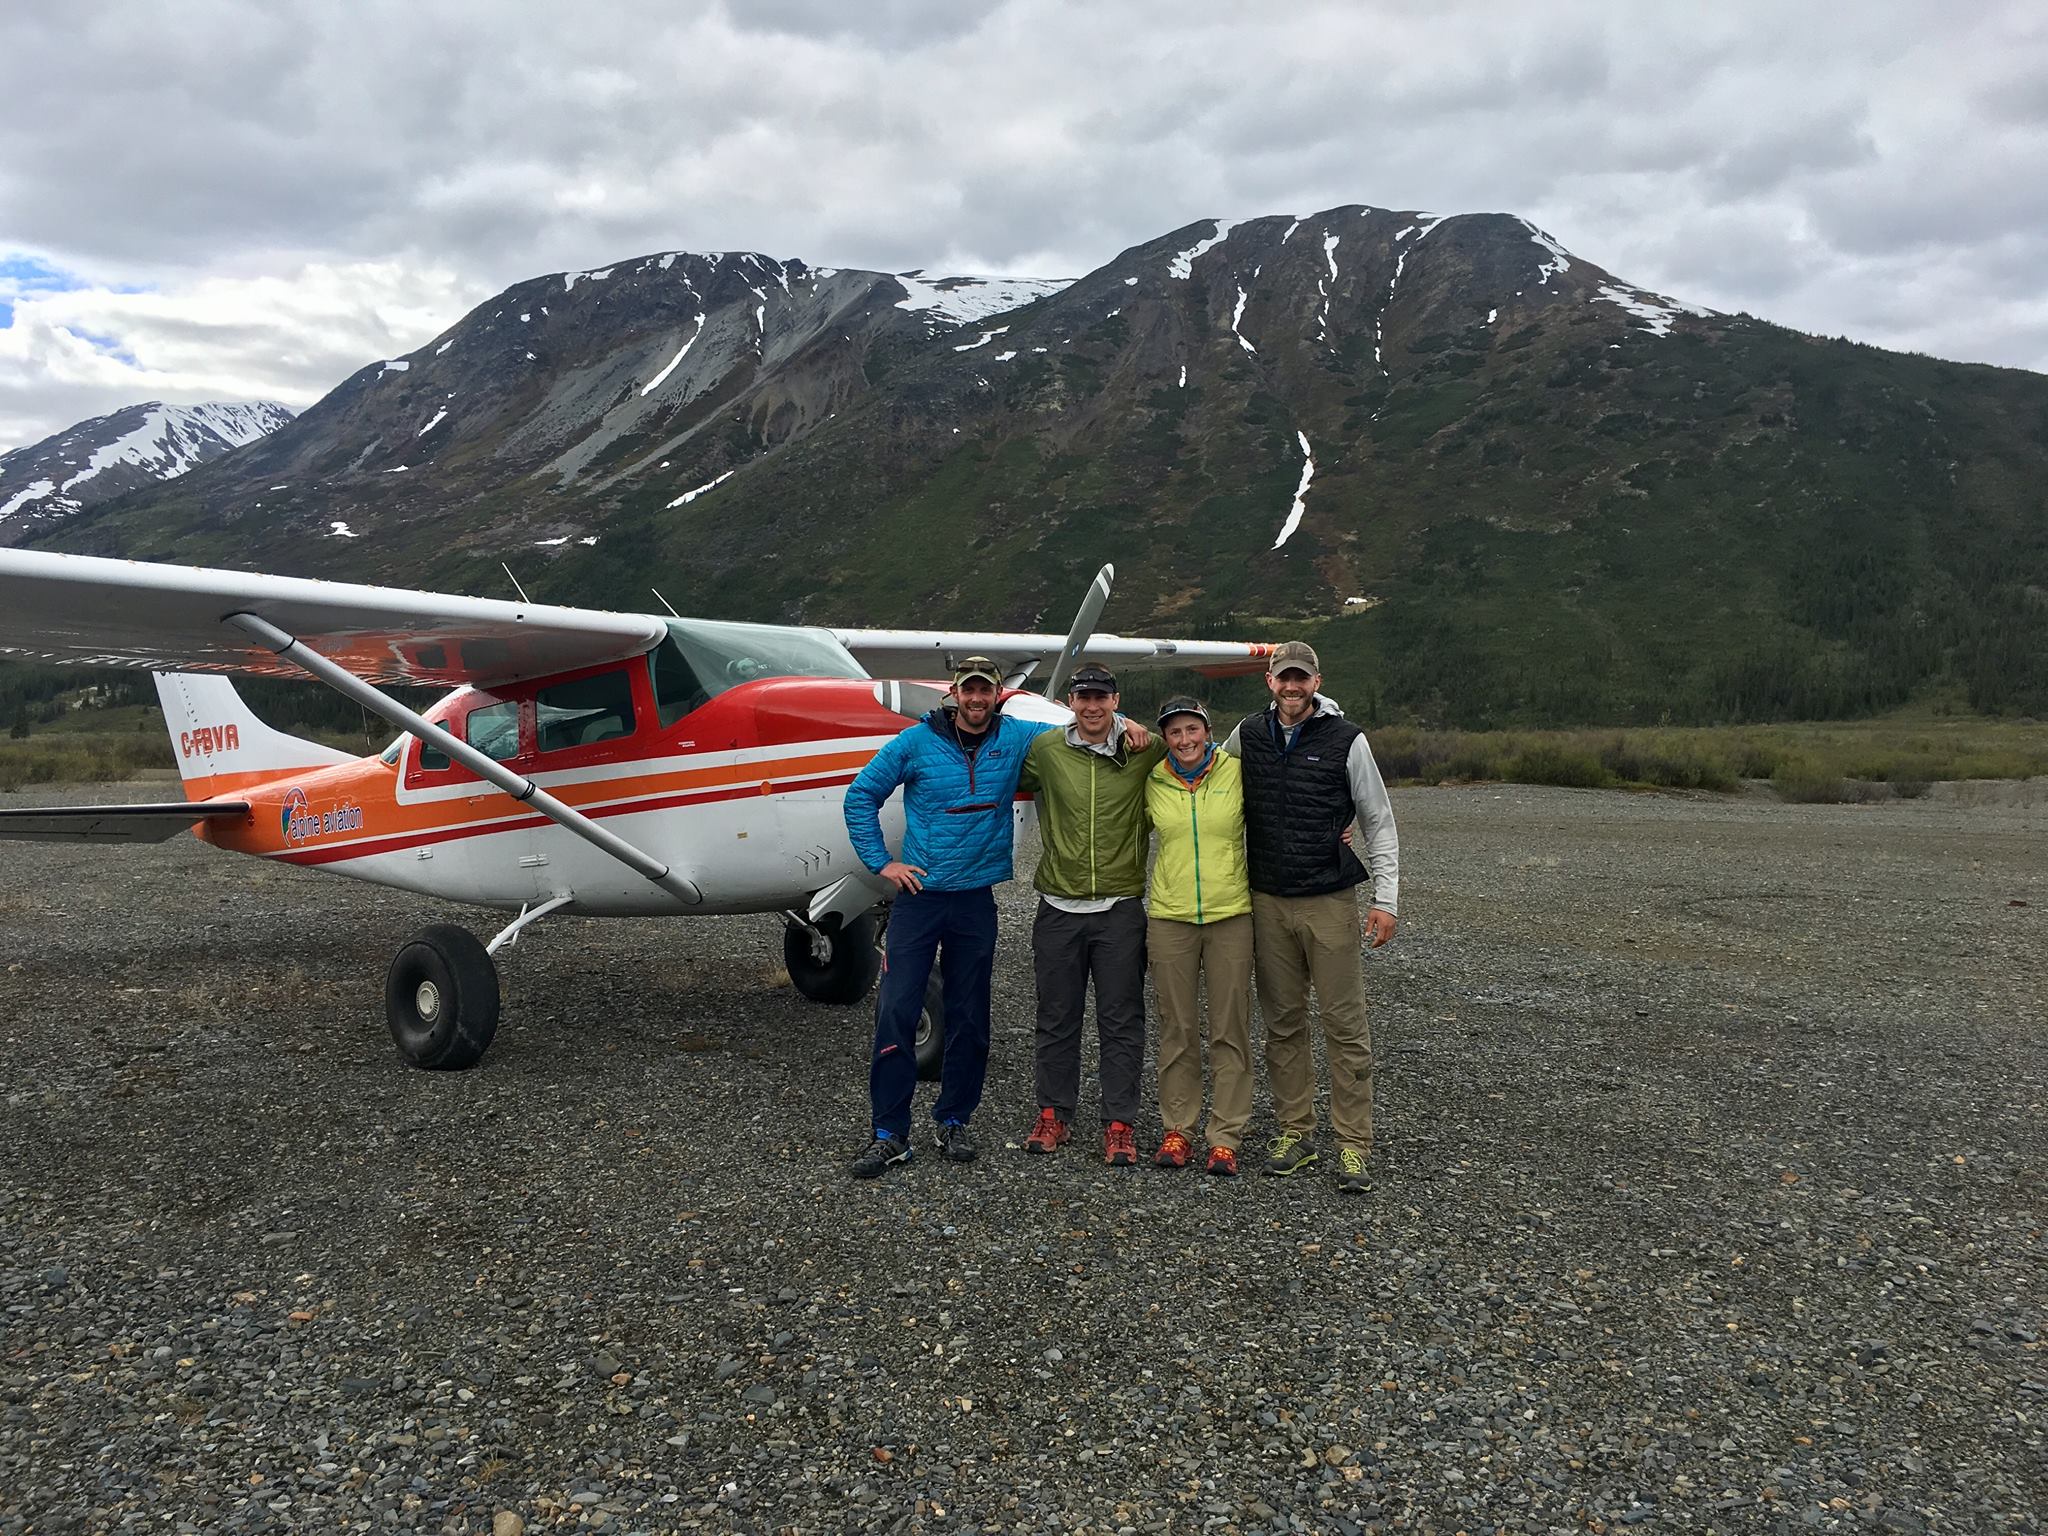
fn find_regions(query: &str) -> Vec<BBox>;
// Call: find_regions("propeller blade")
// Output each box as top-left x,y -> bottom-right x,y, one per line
1045,563 -> 1115,699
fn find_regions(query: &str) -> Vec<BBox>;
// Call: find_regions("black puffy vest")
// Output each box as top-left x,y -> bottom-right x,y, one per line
1235,708 -> 1369,897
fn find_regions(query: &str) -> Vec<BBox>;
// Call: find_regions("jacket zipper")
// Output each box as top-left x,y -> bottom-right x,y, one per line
1187,781 -> 1203,923
1088,754 -> 1098,896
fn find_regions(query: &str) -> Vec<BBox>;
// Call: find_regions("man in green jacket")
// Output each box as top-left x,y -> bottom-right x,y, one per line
1017,663 -> 1167,1165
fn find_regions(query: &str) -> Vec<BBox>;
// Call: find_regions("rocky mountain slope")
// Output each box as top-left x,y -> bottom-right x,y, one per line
31,210 -> 2048,725
0,400 -> 293,547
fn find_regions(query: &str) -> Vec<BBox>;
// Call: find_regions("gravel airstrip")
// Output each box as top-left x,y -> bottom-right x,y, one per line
1,781 -> 2043,1535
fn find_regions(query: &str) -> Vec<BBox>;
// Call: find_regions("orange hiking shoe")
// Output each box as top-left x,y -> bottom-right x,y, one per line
1205,1146 -> 1239,1178
1024,1107 -> 1070,1155
1154,1129 -> 1192,1169
1104,1121 -> 1139,1167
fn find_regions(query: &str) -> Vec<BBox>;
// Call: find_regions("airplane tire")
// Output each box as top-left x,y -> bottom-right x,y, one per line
784,912 -> 882,1005
385,923 -> 501,1070
914,968 -> 944,1082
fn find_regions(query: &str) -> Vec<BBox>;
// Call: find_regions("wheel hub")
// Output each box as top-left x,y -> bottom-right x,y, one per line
415,979 -> 442,1023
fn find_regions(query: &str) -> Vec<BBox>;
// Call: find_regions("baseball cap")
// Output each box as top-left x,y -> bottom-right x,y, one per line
952,656 -> 1003,688
1269,640 -> 1320,676
1156,695 -> 1210,728
1067,662 -> 1119,694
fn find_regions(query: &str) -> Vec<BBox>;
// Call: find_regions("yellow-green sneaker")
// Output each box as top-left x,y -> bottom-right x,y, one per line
1335,1145 -> 1371,1194
1263,1132 -> 1319,1177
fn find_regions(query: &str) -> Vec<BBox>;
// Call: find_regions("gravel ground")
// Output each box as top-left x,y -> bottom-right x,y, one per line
1,782 -> 2043,1535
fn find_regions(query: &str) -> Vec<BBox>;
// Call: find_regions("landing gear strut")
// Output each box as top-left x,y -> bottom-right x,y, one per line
385,923 -> 501,1069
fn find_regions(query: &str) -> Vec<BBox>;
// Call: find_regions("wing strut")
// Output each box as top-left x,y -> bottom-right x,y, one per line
224,612 -> 703,906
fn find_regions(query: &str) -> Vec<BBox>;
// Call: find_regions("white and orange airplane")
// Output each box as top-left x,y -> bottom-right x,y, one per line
0,549 -> 1273,1073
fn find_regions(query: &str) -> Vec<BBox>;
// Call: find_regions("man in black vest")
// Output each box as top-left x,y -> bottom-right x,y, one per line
1223,641 -> 1399,1193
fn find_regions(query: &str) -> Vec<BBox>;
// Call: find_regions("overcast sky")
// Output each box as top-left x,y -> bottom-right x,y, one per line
2,0 -> 2044,452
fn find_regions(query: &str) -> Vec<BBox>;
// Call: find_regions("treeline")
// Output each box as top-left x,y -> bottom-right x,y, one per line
0,662 -> 434,750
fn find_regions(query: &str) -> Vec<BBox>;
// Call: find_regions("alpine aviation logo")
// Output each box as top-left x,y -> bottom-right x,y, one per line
281,786 -> 365,843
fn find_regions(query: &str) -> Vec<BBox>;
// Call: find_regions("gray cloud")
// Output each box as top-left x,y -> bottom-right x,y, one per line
1,0 -> 2044,449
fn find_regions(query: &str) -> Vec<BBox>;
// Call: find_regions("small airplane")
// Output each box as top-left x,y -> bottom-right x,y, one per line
0,548 -> 1273,1074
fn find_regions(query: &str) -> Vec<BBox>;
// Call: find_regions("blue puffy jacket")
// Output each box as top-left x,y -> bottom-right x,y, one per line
844,707 -> 1046,890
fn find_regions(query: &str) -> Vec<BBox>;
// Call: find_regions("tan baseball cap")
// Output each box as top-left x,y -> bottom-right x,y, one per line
952,655 -> 1003,688
1269,640 -> 1320,676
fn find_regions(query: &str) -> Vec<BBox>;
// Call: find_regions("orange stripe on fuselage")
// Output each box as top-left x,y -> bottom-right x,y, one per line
202,746 -> 884,861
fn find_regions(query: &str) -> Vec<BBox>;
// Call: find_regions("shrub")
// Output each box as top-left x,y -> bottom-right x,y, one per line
1771,755 -> 1849,803
1503,742 -> 1611,789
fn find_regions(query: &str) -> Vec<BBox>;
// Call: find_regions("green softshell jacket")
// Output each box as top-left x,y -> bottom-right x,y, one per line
1020,728 -> 1168,900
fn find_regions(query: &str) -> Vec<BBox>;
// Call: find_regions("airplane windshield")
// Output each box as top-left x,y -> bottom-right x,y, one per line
661,617 -> 867,695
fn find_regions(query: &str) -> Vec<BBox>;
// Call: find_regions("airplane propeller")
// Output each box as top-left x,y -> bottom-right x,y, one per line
1044,563 -> 1114,699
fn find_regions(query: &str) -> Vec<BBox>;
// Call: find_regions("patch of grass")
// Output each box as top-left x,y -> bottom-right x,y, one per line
0,733 -> 174,791
1366,713 -> 2048,794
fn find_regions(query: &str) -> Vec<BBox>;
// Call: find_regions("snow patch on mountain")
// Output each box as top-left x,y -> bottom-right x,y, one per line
1521,219 -> 1572,285
642,314 -> 707,396
894,273 -> 1072,327
668,469 -> 734,508
1593,283 -> 1715,337
1169,220 -> 1240,280
1,479 -> 56,522
1273,433 -> 1316,550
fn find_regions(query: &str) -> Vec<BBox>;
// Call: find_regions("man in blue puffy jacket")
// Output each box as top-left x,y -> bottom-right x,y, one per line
842,657 -> 1046,1177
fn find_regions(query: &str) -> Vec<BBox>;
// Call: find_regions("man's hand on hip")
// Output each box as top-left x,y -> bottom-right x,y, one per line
880,860 -> 927,895
1363,907 -> 1396,948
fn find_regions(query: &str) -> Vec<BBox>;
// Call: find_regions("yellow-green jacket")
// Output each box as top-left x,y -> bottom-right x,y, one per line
1144,748 -> 1252,924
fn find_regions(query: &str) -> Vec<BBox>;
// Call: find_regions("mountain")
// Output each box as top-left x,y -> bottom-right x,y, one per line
29,210 -> 2048,725
0,400 -> 294,547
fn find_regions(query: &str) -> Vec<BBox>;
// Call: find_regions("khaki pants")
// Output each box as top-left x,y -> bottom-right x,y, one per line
1148,913 -> 1254,1150
1252,889 -> 1373,1152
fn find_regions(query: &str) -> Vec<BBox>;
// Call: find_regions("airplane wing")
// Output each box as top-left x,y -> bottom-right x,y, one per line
0,550 -> 666,688
832,628 -> 1277,683
0,800 -> 250,844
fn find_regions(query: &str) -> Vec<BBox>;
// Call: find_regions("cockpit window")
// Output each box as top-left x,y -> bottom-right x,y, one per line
661,618 -> 867,696
648,634 -> 711,728
537,669 -> 637,753
465,701 -> 522,761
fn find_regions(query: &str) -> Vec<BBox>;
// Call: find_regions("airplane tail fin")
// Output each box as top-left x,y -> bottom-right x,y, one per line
152,672 -> 353,801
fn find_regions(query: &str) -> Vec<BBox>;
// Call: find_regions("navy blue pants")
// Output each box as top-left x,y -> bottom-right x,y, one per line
869,886 -> 998,1141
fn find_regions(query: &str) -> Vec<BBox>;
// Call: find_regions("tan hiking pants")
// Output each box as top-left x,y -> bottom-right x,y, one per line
1147,913 -> 1254,1150
1251,889 -> 1373,1152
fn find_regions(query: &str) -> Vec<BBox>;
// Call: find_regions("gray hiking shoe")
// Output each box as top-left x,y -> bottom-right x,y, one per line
935,1120 -> 977,1163
1334,1144 -> 1372,1194
1263,1132 -> 1319,1177
849,1133 -> 912,1180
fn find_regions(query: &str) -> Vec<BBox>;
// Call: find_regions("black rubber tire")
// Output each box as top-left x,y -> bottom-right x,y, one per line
783,911 -> 882,1005
914,966 -> 944,1082
384,923 -> 501,1070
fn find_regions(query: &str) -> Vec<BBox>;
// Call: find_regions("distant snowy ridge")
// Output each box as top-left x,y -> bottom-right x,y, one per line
0,400 -> 294,536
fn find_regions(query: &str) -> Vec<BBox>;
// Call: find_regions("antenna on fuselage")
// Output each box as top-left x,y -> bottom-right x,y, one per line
501,563 -> 532,604
651,589 -> 682,618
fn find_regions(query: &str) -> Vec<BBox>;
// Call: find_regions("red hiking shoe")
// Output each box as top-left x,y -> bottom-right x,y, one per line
1205,1146 -> 1239,1178
1024,1108 -> 1070,1155
1154,1129 -> 1192,1169
1104,1121 -> 1139,1167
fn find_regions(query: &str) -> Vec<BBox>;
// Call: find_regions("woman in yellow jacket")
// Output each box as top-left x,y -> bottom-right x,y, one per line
1144,696 -> 1254,1175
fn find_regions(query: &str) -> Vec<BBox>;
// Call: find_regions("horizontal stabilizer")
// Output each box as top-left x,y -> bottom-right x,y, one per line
0,800 -> 250,844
